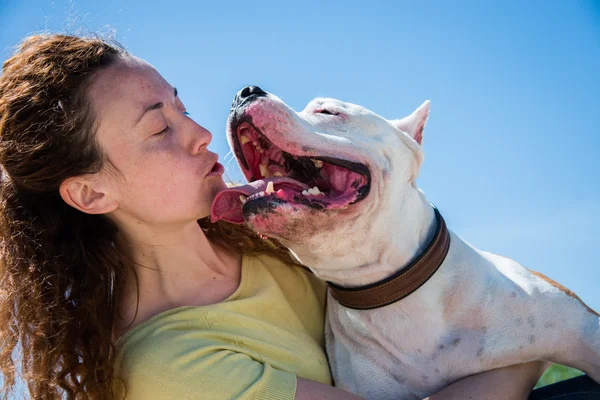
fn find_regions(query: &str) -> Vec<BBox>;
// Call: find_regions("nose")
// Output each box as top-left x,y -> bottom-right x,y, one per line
188,122 -> 212,155
232,85 -> 267,108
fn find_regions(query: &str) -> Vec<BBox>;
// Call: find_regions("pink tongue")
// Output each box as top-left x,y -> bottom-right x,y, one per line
210,177 -> 308,224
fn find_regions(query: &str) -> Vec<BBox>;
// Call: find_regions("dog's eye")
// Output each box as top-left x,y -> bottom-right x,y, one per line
315,109 -> 339,116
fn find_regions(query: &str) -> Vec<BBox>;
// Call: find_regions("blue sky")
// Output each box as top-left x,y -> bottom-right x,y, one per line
1,0 -> 599,318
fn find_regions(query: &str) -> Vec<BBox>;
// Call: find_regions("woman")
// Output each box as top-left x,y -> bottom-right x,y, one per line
0,33 -> 563,399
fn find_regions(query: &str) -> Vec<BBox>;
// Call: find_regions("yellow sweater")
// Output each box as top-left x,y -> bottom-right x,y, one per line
113,253 -> 332,400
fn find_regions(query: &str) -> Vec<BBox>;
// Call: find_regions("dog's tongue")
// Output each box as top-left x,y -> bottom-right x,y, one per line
211,177 -> 308,224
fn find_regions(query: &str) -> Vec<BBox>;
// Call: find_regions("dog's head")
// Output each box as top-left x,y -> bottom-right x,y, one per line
211,86 -> 430,270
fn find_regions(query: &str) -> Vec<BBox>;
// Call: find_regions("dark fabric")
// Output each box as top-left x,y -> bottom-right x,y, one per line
529,376 -> 600,400
328,206 -> 450,310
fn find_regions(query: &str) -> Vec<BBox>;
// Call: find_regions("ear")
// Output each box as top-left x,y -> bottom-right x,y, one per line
393,100 -> 430,145
59,175 -> 119,215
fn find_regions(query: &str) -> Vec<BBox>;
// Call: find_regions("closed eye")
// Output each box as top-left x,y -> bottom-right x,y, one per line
175,87 -> 189,116
153,126 -> 169,136
151,109 -> 187,137
315,109 -> 339,116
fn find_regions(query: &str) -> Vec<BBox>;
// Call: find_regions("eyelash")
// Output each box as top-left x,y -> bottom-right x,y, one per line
154,126 -> 169,136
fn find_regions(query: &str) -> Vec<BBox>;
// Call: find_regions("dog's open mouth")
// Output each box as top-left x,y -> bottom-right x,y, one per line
210,121 -> 371,224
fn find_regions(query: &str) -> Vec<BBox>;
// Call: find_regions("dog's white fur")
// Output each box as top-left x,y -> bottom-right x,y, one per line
232,93 -> 600,399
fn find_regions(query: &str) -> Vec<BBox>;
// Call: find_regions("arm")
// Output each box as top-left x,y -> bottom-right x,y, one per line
296,378 -> 365,400
296,362 -> 548,400
426,361 -> 550,400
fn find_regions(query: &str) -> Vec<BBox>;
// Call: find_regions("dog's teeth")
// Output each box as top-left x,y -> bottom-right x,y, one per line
309,186 -> 323,195
265,182 -> 275,194
259,163 -> 269,178
303,186 -> 324,196
239,195 -> 247,204
302,186 -> 325,197
247,191 -> 266,201
312,159 -> 323,169
240,134 -> 250,145
252,141 -> 264,154
273,172 -> 283,177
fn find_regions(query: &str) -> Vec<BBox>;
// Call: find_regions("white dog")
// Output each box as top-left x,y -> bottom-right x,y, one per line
211,86 -> 600,399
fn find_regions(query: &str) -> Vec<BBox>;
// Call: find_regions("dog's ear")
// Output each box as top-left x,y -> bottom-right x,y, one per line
392,100 -> 430,145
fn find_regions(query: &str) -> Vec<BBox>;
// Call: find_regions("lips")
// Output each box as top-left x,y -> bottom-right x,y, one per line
205,151 -> 224,177
207,161 -> 225,177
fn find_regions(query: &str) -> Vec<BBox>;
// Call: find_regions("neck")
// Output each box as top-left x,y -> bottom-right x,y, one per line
115,219 -> 241,328
317,187 -> 438,288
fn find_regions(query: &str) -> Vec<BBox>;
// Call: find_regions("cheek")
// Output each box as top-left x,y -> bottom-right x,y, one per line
120,157 -> 192,204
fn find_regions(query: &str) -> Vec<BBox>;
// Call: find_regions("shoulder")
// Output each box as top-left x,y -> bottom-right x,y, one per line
249,253 -> 327,316
250,252 -> 326,295
248,253 -> 327,345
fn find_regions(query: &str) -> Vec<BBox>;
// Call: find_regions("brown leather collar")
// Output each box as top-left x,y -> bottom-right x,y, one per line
328,206 -> 450,310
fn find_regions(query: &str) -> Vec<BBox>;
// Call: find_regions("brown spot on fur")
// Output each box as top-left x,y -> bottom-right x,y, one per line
452,338 -> 461,346
527,316 -> 536,328
510,291 -> 517,299
528,335 -> 536,345
529,269 -> 599,316
544,321 -> 555,329
476,347 -> 484,357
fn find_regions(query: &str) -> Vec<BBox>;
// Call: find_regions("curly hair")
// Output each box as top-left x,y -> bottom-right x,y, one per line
0,34 -> 300,399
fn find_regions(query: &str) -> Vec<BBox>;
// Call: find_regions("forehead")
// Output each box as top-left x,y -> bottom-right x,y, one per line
88,57 -> 169,122
308,97 -> 370,114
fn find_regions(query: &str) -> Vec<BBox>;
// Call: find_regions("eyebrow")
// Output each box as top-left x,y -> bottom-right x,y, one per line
135,87 -> 178,126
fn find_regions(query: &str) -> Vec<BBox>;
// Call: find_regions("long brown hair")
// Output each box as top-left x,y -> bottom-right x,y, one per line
0,34 -> 299,399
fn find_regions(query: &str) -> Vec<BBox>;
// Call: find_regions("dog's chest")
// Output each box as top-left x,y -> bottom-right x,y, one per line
325,292 -> 488,399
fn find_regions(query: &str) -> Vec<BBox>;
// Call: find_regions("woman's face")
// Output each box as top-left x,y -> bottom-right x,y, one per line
88,57 -> 226,227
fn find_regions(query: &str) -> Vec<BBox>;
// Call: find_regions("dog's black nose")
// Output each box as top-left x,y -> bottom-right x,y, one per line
232,85 -> 267,108
240,85 -> 266,98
